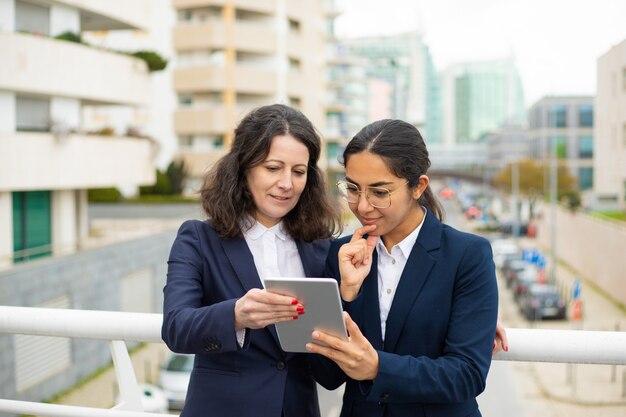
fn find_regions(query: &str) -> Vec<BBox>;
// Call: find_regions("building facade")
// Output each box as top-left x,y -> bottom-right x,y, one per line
171,0 -> 330,191
528,96 -> 594,192
594,38 -> 626,210
342,31 -> 441,144
0,0 -> 156,268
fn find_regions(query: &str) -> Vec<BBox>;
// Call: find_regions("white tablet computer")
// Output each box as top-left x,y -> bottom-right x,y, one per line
264,277 -> 348,353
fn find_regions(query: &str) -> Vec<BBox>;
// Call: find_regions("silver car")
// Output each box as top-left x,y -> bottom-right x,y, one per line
158,353 -> 193,410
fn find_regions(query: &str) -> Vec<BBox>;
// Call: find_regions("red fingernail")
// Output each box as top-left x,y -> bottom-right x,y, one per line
292,315 -> 298,320
504,345 -> 508,352
291,298 -> 298,305
297,306 -> 305,314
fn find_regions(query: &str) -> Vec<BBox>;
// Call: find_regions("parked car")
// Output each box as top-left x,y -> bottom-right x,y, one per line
513,264 -> 539,302
501,258 -> 528,288
519,284 -> 567,321
159,353 -> 193,410
490,238 -> 520,269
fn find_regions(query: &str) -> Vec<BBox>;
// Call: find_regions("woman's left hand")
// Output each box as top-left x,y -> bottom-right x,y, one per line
306,312 -> 379,381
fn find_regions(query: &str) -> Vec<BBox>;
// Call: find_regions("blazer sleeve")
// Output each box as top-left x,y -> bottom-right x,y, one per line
368,235 -> 498,404
161,220 -> 241,354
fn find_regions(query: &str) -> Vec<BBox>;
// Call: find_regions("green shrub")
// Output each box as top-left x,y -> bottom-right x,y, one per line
54,31 -> 83,44
131,50 -> 168,72
88,187 -> 122,202
140,169 -> 170,195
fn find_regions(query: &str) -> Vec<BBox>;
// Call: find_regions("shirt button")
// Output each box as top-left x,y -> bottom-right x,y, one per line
391,259 -> 396,265
276,361 -> 286,370
386,288 -> 392,294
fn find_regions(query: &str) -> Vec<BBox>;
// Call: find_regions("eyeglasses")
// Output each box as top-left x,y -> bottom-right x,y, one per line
336,180 -> 409,209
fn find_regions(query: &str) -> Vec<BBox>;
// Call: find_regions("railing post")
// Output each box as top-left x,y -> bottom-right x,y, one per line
110,340 -> 143,411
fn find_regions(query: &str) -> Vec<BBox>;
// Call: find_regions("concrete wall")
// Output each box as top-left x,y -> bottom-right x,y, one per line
536,202 -> 626,308
0,230 -> 176,416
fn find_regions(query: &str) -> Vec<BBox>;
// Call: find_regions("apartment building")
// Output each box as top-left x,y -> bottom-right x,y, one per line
594,38 -> 626,210
171,0 -> 330,191
528,96 -> 594,192
0,0 -> 156,268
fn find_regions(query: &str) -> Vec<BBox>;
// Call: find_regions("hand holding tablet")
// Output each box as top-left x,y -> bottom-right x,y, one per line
264,277 -> 348,353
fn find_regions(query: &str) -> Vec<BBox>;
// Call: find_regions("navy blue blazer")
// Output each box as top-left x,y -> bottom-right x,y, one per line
312,213 -> 498,417
162,220 -> 329,417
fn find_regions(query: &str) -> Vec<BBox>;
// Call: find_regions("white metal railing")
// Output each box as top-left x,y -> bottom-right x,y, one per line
1,306 -> 626,416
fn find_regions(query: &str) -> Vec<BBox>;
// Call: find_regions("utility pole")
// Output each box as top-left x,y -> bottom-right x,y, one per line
549,139 -> 558,285
512,159 -> 520,240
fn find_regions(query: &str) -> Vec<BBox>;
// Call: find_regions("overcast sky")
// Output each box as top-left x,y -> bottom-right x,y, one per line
335,0 -> 626,106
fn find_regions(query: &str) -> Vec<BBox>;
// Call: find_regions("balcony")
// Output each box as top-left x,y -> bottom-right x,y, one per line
0,32 -> 150,106
0,132 -> 156,191
173,65 -> 276,95
175,149 -> 228,178
173,21 -> 276,54
172,0 -> 275,14
174,107 -> 229,135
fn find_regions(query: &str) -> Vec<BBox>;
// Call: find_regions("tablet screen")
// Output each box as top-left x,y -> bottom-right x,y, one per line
264,277 -> 348,353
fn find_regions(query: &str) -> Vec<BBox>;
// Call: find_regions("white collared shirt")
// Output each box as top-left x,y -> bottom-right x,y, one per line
376,209 -> 427,340
236,220 -> 305,346
243,220 -> 305,284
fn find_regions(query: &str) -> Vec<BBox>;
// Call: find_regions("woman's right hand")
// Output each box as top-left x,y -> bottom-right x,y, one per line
234,288 -> 303,330
338,225 -> 378,302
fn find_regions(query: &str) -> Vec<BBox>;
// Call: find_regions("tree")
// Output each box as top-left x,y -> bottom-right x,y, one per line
492,158 -> 580,215
166,160 -> 188,195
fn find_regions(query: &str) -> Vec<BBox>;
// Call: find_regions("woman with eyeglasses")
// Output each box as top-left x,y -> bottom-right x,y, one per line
307,119 -> 499,417
161,104 -> 342,417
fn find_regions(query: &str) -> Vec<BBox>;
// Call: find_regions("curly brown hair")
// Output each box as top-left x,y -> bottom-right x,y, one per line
200,104 -> 342,242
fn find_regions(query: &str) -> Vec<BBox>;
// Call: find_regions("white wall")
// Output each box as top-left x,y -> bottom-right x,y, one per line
0,192 -> 12,269
51,96 -> 81,131
0,0 -> 15,32
52,189 -> 77,256
50,3 -> 80,36
0,91 -> 15,133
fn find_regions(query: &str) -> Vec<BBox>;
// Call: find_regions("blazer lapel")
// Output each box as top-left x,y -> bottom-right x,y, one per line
360,251 -> 384,350
221,236 -> 281,345
383,213 -> 442,352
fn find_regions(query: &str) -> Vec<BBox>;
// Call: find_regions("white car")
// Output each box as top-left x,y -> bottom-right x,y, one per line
115,383 -> 168,413
159,353 -> 193,410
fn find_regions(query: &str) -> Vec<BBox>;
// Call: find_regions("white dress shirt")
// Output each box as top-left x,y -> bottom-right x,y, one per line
236,220 -> 305,346
375,209 -> 427,340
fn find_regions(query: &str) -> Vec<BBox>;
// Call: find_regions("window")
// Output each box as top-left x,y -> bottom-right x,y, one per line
578,167 -> 593,191
289,58 -> 301,72
15,0 -> 50,36
16,96 -> 50,132
13,191 -> 52,263
288,18 -> 301,32
179,135 -> 193,149
327,142 -> 340,160
178,94 -> 193,107
548,104 -> 567,128
578,104 -> 593,127
578,136 -> 593,158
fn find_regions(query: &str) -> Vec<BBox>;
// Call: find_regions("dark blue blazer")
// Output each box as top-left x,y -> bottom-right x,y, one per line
162,220 -> 329,417
312,213 -> 498,417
